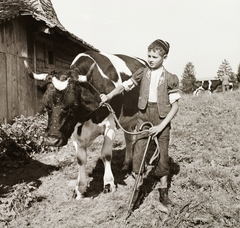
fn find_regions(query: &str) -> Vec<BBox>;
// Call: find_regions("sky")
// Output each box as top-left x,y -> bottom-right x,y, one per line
51,0 -> 240,80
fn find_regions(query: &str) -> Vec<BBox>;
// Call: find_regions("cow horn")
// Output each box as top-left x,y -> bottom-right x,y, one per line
24,60 -> 48,81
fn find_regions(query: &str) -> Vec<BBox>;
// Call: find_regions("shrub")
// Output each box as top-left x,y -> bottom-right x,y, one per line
1,114 -> 49,154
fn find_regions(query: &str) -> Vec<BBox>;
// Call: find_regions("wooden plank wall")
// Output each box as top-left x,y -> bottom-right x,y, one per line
18,57 -> 37,117
0,17 -> 91,123
34,34 -> 76,72
0,53 -> 8,123
6,53 -> 18,121
0,18 -> 37,123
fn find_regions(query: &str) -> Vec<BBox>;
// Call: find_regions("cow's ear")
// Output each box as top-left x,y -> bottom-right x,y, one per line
69,68 -> 80,80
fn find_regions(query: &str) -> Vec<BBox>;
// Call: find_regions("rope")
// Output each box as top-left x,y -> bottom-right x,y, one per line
82,81 -> 148,135
104,102 -> 160,172
86,81 -> 161,219
86,81 -> 160,162
126,121 -> 160,219
102,103 -> 149,135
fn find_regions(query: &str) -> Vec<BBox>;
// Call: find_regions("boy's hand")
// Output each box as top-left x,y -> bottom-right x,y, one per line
149,124 -> 165,138
99,94 -> 109,106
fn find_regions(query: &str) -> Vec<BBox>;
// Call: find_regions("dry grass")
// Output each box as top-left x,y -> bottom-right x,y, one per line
164,90 -> 240,227
1,90 -> 240,227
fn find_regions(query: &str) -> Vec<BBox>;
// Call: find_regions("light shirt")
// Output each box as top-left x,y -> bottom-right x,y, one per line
169,92 -> 181,104
122,78 -> 135,91
148,67 -> 163,102
122,68 -> 181,104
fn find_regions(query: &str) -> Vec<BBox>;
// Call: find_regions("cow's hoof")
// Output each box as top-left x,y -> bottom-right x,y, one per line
72,190 -> 77,198
76,194 -> 84,200
111,185 -> 116,193
103,184 -> 111,193
156,203 -> 169,214
74,187 -> 84,200
103,184 -> 116,193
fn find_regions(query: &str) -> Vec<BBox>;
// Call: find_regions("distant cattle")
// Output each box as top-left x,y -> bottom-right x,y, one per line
24,51 -> 146,199
193,79 -> 233,95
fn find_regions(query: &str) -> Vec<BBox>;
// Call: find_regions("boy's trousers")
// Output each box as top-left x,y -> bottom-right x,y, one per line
133,102 -> 170,177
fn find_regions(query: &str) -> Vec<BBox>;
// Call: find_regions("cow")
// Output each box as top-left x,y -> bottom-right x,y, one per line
193,79 -> 233,95
24,51 -> 146,199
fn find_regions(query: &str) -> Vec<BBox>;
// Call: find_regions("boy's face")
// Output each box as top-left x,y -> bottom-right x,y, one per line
147,49 -> 165,70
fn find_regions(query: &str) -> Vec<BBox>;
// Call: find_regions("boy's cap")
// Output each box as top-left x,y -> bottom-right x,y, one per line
154,39 -> 170,54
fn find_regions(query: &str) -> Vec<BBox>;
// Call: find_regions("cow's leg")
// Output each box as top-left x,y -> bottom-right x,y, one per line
72,122 -> 102,199
118,114 -> 137,171
72,140 -> 88,200
101,114 -> 116,193
122,132 -> 136,171
193,87 -> 201,96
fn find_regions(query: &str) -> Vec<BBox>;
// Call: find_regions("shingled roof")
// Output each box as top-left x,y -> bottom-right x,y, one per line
0,0 -> 98,51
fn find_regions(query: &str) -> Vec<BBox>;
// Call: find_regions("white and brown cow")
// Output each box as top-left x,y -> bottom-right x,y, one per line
24,51 -> 146,199
193,79 -> 233,95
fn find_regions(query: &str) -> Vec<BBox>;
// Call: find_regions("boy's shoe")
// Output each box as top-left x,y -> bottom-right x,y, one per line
131,172 -> 143,187
124,174 -> 135,187
158,188 -> 172,206
124,172 -> 143,188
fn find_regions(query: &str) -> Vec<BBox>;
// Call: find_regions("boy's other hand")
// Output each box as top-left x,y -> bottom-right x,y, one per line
99,94 -> 109,106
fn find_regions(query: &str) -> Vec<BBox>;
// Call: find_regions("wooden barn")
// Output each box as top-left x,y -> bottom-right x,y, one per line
0,0 -> 98,123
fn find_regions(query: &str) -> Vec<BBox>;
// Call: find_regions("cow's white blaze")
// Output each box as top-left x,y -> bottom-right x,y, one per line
71,53 -> 88,66
208,80 -> 212,90
101,52 -> 133,87
135,57 -> 147,66
103,118 -> 116,140
52,77 -> 69,91
72,53 -> 109,80
101,53 -> 132,76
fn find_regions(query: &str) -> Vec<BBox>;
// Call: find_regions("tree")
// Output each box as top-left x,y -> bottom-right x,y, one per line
180,62 -> 196,94
217,59 -> 235,81
237,63 -> 240,82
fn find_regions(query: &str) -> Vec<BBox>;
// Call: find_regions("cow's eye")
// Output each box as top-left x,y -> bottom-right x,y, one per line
63,107 -> 73,115
62,107 -> 69,113
45,106 -> 52,113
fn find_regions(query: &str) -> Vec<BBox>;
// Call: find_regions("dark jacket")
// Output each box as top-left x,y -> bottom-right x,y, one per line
131,67 -> 179,118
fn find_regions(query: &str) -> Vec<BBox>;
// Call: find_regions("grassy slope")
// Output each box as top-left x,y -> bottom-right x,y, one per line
164,90 -> 240,227
86,89 -> 240,227
2,90 -> 240,228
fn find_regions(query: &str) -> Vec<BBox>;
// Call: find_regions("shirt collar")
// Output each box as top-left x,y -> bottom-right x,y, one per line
150,66 -> 164,72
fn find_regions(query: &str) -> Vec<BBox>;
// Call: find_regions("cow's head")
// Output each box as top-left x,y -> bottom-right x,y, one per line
24,61 -> 98,147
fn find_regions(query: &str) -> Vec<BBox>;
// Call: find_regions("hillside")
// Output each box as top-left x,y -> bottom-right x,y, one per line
1,90 -> 240,227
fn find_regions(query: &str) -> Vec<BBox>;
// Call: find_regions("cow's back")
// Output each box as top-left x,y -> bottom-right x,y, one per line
72,51 -> 146,118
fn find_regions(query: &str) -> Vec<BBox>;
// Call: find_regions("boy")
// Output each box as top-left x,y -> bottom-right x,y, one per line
100,39 -> 180,207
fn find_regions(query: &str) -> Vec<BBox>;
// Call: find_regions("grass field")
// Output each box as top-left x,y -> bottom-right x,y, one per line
165,90 -> 240,227
1,89 -> 240,227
